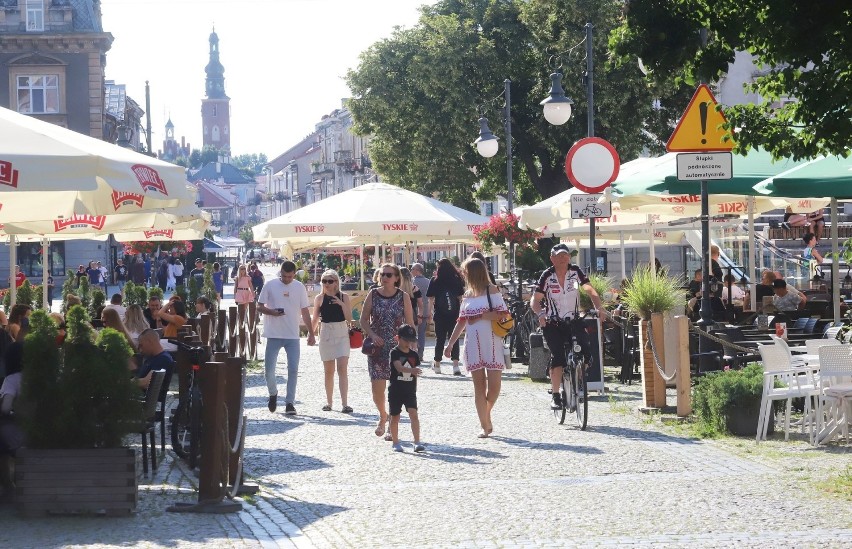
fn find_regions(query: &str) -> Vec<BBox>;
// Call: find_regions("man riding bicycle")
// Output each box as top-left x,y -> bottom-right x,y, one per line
530,243 -> 604,410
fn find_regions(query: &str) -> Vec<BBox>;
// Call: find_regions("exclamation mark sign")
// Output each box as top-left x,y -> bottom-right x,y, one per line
699,101 -> 708,144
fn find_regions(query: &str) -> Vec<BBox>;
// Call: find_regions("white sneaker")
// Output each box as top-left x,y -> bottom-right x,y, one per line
432,360 -> 442,374
413,442 -> 426,453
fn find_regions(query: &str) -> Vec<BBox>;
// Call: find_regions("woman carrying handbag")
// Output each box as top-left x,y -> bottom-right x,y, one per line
233,264 -> 255,306
311,270 -> 353,413
445,257 -> 509,439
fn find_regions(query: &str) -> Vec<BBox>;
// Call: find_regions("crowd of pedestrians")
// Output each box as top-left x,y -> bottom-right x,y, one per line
256,254 -> 519,452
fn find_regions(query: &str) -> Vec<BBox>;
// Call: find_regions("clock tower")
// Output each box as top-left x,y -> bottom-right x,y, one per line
201,27 -> 231,151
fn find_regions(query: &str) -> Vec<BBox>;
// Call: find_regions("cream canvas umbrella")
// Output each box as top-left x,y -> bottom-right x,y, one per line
0,106 -> 196,222
253,182 -> 488,243
4,207 -> 208,306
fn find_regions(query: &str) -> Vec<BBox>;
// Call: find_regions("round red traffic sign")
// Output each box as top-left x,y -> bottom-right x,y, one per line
564,137 -> 620,194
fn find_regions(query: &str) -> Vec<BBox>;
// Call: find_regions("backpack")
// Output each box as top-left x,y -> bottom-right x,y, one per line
434,285 -> 460,317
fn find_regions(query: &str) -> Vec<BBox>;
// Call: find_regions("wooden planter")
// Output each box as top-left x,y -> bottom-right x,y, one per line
15,448 -> 137,517
639,314 -> 667,409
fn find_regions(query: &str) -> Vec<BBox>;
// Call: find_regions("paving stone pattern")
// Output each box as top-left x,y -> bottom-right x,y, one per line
0,267 -> 849,547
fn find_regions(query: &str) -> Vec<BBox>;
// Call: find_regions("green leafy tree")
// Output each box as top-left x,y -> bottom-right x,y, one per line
611,0 -> 852,159
89,288 -> 106,319
231,153 -> 269,178
346,0 -> 675,202
202,264 -> 218,305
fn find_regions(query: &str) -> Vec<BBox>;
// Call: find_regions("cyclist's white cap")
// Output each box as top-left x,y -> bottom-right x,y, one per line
550,243 -> 571,256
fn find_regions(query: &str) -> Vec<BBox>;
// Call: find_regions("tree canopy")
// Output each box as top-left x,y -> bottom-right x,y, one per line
612,0 -> 852,160
183,146 -> 268,177
346,0 -> 690,205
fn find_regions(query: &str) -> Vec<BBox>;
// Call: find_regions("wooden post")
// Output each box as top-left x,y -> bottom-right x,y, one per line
198,361 -> 227,502
639,315 -> 666,408
224,356 -> 247,488
674,315 -> 692,417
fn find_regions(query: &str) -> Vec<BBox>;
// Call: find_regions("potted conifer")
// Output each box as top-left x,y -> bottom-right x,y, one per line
15,306 -> 142,516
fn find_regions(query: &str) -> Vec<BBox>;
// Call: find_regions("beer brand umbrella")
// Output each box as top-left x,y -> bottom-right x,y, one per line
253,182 -> 488,243
0,106 -> 195,222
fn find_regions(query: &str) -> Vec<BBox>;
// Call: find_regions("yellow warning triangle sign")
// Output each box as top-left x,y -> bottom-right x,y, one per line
666,84 -> 735,152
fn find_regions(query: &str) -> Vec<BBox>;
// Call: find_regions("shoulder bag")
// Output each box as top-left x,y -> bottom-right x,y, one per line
485,286 -> 514,338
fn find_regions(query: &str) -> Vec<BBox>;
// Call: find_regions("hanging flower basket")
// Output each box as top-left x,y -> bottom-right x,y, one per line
473,212 -> 541,254
120,240 -> 193,256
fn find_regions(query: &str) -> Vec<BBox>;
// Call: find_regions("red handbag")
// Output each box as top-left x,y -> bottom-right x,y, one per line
349,327 -> 364,349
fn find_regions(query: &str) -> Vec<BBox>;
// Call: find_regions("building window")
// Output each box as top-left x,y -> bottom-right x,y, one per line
212,105 -> 217,116
16,75 -> 59,114
20,241 -> 65,278
204,125 -> 208,135
212,126 -> 220,141
26,0 -> 44,32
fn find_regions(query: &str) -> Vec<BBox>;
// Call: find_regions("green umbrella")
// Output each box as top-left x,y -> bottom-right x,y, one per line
753,155 -> 852,198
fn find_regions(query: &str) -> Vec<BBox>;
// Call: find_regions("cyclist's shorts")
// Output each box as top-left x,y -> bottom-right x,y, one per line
542,320 -> 591,369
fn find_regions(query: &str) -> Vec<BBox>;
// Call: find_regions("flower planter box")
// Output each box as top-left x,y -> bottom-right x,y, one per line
639,315 -> 667,408
15,448 -> 137,517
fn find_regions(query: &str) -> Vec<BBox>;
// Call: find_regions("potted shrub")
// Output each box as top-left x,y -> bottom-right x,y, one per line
692,363 -> 771,437
15,306 -> 142,516
620,264 -> 684,408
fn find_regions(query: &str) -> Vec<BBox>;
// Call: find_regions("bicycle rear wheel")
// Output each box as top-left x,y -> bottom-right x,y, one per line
170,400 -> 190,459
574,361 -> 588,430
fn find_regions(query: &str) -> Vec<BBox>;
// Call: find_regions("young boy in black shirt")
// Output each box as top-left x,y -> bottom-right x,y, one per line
389,324 -> 425,453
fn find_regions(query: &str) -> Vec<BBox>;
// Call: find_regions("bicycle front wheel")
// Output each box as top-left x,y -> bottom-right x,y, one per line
559,368 -> 571,425
574,361 -> 588,430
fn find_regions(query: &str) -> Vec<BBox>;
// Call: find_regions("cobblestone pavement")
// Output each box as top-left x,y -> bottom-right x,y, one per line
1,269 -> 850,547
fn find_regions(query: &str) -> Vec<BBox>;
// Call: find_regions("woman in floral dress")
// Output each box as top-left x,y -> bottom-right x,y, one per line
445,257 -> 508,438
360,263 -> 414,438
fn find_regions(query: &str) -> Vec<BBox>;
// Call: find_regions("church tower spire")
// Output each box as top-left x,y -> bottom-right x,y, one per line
201,27 -> 231,151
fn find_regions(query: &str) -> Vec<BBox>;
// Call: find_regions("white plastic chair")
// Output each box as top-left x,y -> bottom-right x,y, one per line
805,338 -> 842,354
815,345 -> 852,445
756,342 -> 820,442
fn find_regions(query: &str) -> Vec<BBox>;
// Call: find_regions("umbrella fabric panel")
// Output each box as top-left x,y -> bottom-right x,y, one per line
754,156 -> 852,199
254,183 -> 488,241
0,206 -> 208,236
0,106 -> 195,222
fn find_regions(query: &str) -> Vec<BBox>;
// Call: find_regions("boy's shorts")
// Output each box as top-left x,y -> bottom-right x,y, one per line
388,386 -> 417,416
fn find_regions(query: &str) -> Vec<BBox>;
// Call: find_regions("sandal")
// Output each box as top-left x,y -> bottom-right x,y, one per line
384,432 -> 393,441
341,405 -> 353,413
477,430 -> 490,439
375,419 -> 387,437
322,404 -> 332,412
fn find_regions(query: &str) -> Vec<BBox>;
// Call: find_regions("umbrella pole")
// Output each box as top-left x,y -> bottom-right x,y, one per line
9,236 -> 16,307
619,232 -> 626,281
359,245 -> 365,291
832,198 -> 840,321
648,216 -> 656,279
748,197 -> 757,311
42,238 -> 49,311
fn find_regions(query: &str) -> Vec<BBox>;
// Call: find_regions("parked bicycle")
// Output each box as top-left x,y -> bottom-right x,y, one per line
169,339 -> 206,469
502,277 -> 540,364
548,312 -> 595,429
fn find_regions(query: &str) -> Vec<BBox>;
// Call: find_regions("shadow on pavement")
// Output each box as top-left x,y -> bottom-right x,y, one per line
592,424 -> 700,443
243,447 -> 331,475
406,443 -> 506,464
490,436 -> 604,454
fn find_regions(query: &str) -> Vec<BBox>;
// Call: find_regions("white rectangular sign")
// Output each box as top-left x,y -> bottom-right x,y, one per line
676,152 -> 733,181
570,193 -> 611,219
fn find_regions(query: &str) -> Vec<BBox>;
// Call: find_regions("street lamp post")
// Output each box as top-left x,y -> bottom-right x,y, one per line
474,79 -> 516,293
540,22 -> 596,273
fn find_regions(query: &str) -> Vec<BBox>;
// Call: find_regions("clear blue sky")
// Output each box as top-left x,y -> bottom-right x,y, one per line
101,0 -> 434,158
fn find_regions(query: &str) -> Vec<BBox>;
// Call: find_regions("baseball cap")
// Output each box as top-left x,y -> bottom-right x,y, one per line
550,243 -> 571,256
397,324 -> 417,342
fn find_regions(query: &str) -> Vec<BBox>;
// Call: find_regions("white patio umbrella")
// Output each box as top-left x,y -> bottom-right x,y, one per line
0,106 -> 196,222
4,207 -> 208,306
253,182 -> 488,242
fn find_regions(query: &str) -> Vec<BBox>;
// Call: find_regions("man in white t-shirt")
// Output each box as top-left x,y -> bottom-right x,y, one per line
257,260 -> 316,415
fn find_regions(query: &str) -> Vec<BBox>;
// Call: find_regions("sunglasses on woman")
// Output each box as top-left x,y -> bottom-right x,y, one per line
381,272 -> 395,278
321,279 -> 336,284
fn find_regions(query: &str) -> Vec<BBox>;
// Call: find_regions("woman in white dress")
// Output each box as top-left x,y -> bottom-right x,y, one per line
445,257 -> 508,438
